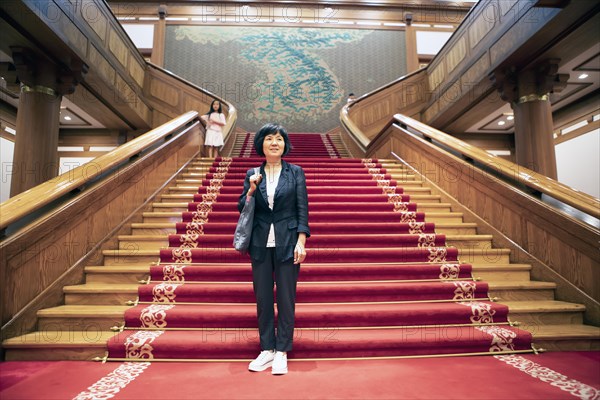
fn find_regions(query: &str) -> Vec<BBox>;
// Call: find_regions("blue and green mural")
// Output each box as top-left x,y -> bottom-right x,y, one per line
165,26 -> 406,132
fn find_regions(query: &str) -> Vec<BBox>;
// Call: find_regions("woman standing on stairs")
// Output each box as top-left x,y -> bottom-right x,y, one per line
238,123 -> 310,375
201,100 -> 226,158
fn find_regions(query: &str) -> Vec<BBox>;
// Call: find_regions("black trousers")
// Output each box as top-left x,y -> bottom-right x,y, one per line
251,248 -> 300,352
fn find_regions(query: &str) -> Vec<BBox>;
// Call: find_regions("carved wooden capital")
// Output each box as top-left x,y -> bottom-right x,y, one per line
10,46 -> 88,96
490,59 -> 569,104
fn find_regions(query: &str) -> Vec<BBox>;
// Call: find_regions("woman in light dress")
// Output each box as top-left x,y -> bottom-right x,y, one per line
201,100 -> 226,158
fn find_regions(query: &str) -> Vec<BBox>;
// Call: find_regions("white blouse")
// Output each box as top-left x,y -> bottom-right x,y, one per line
265,168 -> 282,247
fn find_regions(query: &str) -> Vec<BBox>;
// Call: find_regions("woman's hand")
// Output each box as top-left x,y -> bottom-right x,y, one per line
247,173 -> 262,197
294,233 -> 307,264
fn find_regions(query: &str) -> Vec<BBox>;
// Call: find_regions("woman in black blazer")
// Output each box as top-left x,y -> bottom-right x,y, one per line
238,123 -> 310,375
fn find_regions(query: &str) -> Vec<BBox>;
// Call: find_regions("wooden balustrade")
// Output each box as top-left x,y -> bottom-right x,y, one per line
366,116 -> 600,323
0,113 -> 202,342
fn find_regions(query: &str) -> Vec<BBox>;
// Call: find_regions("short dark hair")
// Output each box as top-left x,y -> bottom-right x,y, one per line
253,123 -> 293,157
348,93 -> 355,96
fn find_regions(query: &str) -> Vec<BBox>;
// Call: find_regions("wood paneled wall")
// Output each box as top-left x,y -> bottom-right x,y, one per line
0,122 -> 201,341
367,124 -> 600,324
346,69 -> 429,142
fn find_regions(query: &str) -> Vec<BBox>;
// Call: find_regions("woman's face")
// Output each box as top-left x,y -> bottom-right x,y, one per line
263,132 -> 285,159
212,101 -> 220,111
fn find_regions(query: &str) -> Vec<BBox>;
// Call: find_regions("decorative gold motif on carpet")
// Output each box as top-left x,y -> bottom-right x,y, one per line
73,362 -> 150,399
185,222 -> 205,235
162,265 -> 186,282
427,247 -> 448,262
178,234 -> 201,249
399,212 -> 418,223
393,202 -> 410,212
202,193 -> 218,203
476,326 -> 516,352
195,201 -> 214,213
418,234 -> 437,247
152,283 -> 180,303
439,263 -> 460,279
140,304 -> 175,328
171,248 -> 192,263
387,194 -> 404,203
458,301 -> 496,323
381,186 -> 396,195
408,221 -> 426,234
191,211 -> 209,224
452,281 -> 477,299
495,355 -> 600,398
124,330 -> 164,359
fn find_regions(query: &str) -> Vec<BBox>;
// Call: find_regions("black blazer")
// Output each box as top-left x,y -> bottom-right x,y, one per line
238,160 -> 310,263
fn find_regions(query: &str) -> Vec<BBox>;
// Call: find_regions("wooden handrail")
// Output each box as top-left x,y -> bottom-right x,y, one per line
340,106 -> 370,149
0,111 -> 199,230
393,114 -> 600,219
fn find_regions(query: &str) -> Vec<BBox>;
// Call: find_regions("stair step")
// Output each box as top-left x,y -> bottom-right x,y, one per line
64,284 -> 139,305
488,281 -> 556,301
141,211 -> 466,224
471,264 -> 532,281
115,234 -> 492,251
37,305 -> 131,331
2,331 -> 116,361
129,222 -> 479,236
502,300 -> 585,325
149,202 -> 453,213
531,324 -> 600,351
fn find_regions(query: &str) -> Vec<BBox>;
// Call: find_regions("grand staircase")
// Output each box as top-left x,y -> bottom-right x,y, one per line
3,133 -> 598,360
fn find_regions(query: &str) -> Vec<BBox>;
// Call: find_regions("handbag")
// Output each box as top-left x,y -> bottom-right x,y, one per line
233,167 -> 260,253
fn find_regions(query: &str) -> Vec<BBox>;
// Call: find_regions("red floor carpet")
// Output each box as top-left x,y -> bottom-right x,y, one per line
107,153 -> 532,360
1,352 -> 598,399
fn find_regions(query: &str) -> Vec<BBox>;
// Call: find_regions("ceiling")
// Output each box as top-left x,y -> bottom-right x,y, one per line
1,1 -> 597,141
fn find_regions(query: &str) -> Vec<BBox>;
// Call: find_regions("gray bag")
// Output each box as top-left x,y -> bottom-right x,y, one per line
233,168 -> 259,253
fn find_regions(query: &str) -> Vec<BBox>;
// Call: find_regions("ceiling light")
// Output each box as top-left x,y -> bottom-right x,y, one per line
412,23 -> 431,28
506,115 -> 514,121
64,116 -> 72,121
578,73 -> 589,79
337,21 -> 356,25
433,25 -> 453,28
383,22 -> 405,27
139,17 -> 160,21
191,17 -> 217,21
58,146 -> 84,151
165,17 -> 189,21
356,21 -> 381,26
4,126 -> 16,135
497,120 -> 505,126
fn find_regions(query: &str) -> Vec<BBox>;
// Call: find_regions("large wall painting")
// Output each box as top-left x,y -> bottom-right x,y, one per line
165,26 -> 406,132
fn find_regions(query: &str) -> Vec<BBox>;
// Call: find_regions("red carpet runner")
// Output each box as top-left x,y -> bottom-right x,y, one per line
107,154 -> 532,360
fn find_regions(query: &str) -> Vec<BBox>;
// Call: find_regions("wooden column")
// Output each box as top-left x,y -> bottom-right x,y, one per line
404,14 -> 419,74
151,6 -> 167,67
10,47 -> 86,196
490,60 -> 568,179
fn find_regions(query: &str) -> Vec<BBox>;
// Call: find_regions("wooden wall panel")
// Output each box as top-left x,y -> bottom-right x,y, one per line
1,123 -> 201,339
367,124 -> 600,322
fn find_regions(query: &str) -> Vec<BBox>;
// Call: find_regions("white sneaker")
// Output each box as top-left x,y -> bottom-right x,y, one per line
248,350 -> 275,372
271,351 -> 288,375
